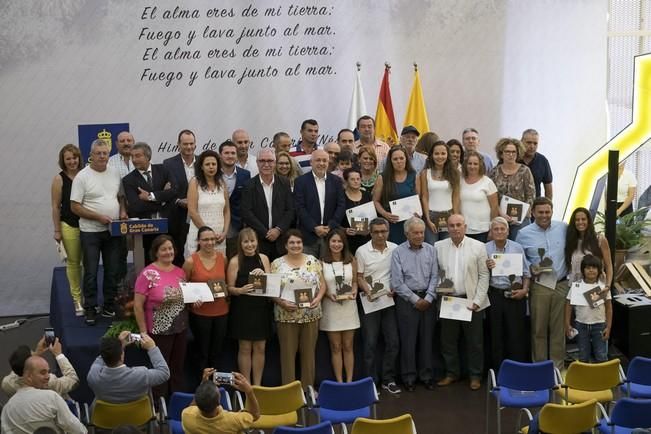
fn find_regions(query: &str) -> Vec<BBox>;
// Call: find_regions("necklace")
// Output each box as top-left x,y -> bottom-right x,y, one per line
330,261 -> 346,293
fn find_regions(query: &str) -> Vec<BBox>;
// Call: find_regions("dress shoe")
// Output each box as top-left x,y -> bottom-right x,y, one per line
404,382 -> 415,392
437,376 -> 457,387
74,301 -> 84,317
469,378 -> 481,391
423,380 -> 435,390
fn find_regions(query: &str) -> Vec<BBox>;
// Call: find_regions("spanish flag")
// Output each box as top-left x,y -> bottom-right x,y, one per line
403,67 -> 430,134
374,64 -> 398,145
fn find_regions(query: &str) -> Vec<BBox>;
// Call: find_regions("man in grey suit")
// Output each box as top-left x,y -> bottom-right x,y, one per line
163,129 -> 197,266
241,149 -> 295,261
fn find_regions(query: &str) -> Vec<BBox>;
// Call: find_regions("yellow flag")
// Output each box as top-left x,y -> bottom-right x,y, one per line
403,70 -> 430,134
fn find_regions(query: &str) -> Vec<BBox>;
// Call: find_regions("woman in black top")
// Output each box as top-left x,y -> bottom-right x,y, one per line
341,168 -> 372,254
50,144 -> 83,315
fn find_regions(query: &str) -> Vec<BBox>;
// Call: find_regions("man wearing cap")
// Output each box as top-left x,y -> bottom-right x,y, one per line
379,126 -> 425,173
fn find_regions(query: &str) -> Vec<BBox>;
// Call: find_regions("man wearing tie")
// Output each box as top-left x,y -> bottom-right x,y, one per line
293,149 -> 346,257
123,142 -> 177,264
163,129 -> 197,266
241,149 -> 294,261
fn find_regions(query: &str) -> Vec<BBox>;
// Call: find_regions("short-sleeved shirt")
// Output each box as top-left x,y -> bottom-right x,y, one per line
355,240 -> 398,288
134,264 -> 187,335
181,405 -> 254,434
460,176 -> 498,234
271,255 -> 323,323
70,165 -> 121,232
566,280 -> 611,324
524,152 -> 553,198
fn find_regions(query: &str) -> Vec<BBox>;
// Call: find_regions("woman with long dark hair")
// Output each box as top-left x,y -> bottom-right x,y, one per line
341,168 -> 372,254
564,207 -> 614,289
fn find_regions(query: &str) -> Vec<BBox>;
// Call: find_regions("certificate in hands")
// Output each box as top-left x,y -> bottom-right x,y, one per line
500,196 -> 530,224
280,277 -> 313,304
360,290 -> 394,314
491,253 -> 523,277
439,296 -> 472,322
346,201 -> 377,226
389,195 -> 421,222
180,282 -> 214,304
248,274 -> 282,298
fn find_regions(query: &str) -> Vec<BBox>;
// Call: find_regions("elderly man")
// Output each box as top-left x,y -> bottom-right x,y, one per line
390,217 -> 438,391
232,129 -> 258,177
354,116 -> 390,164
435,214 -> 489,391
272,131 -> 293,154
290,119 -> 320,173
182,369 -> 259,433
241,149 -> 295,261
356,217 -> 401,394
293,149 -> 345,257
71,139 -> 127,325
462,128 -> 494,172
521,129 -> 553,199
324,141 -> 341,173
164,129 -> 198,266
516,197 -> 568,370
2,337 -> 78,398
337,128 -> 356,153
108,131 -> 135,179
379,125 -> 426,173
220,139 -> 251,258
1,356 -> 87,433
485,217 -> 531,369
123,142 -> 177,264
87,331 -> 169,403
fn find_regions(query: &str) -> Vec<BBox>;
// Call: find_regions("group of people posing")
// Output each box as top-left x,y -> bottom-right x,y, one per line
50,116 -> 618,398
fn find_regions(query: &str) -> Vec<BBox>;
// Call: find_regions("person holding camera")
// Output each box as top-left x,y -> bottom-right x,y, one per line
87,330 -> 170,404
182,368 -> 259,434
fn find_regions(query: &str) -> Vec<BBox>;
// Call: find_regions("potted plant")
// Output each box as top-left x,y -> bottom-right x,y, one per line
596,207 -> 651,270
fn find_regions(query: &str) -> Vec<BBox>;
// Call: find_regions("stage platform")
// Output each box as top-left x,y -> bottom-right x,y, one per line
50,267 -> 364,403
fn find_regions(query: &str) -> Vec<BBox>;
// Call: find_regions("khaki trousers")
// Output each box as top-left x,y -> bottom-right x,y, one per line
277,320 -> 319,387
530,280 -> 569,370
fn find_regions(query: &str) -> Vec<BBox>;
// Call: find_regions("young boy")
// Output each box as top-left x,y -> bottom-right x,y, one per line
564,254 -> 612,362
331,150 -> 353,178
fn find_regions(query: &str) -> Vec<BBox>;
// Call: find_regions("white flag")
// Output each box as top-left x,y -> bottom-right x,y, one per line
347,65 -> 368,130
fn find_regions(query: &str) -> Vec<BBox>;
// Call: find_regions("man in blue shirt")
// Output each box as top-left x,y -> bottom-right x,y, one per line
521,129 -> 553,199
390,217 -> 438,391
516,197 -> 568,370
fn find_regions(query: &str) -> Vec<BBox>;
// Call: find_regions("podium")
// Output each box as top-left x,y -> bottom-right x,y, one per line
109,218 -> 168,274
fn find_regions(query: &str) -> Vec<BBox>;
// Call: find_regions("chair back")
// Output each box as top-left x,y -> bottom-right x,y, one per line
248,380 -> 305,415
350,414 -> 415,434
628,357 -> 651,386
610,398 -> 651,429
169,392 -> 194,421
538,399 -> 598,434
91,395 -> 154,429
219,386 -> 232,411
498,359 -> 556,391
564,359 -> 622,391
273,420 -> 335,434
317,377 -> 377,411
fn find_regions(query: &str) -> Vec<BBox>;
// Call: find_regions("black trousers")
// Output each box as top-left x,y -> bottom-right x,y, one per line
189,312 -> 228,371
486,287 -> 528,370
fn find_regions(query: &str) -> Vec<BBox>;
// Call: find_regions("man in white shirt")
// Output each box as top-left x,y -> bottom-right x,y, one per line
71,139 -> 127,325
1,356 -> 87,434
434,214 -> 489,391
356,217 -> 400,394
108,131 -> 135,179
232,129 -> 258,177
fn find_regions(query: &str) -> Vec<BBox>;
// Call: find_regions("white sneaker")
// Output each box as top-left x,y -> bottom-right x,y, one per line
382,382 -> 401,394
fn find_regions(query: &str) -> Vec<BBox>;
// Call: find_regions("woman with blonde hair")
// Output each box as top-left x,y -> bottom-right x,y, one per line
357,146 -> 379,191
275,150 -> 301,191
51,144 -> 84,315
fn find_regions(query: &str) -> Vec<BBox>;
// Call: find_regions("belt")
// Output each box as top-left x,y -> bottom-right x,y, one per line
413,290 -> 427,296
489,286 -> 510,291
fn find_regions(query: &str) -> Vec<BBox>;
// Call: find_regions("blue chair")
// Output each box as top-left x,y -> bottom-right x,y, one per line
623,357 -> 651,398
308,377 -> 378,427
273,420 -> 335,434
598,397 -> 651,433
485,359 -> 559,434
164,388 -> 232,434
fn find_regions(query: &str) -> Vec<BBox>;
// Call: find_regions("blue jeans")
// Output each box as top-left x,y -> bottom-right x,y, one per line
80,230 -> 122,310
424,226 -> 449,245
575,321 -> 608,362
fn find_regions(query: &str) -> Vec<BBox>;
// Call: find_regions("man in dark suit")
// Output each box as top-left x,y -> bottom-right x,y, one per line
219,140 -> 251,258
241,149 -> 295,261
123,142 -> 177,265
163,129 -> 197,266
294,149 -> 346,257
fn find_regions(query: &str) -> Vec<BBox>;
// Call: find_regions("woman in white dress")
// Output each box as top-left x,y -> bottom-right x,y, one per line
185,150 -> 230,256
320,228 -> 360,383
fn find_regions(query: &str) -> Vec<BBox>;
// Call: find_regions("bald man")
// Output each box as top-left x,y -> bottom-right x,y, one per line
293,149 -> 346,256
324,142 -> 341,173
108,131 -> 135,178
232,129 -> 258,177
1,356 -> 87,433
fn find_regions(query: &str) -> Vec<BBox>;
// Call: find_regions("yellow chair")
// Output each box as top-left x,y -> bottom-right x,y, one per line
350,414 -> 416,434
519,399 -> 601,434
246,380 -> 307,430
556,359 -> 625,404
90,395 -> 157,433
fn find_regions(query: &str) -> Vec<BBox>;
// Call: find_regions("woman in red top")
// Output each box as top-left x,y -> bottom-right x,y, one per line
183,226 -> 229,373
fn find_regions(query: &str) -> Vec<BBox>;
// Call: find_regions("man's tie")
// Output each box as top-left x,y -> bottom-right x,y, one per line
145,170 -> 153,189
